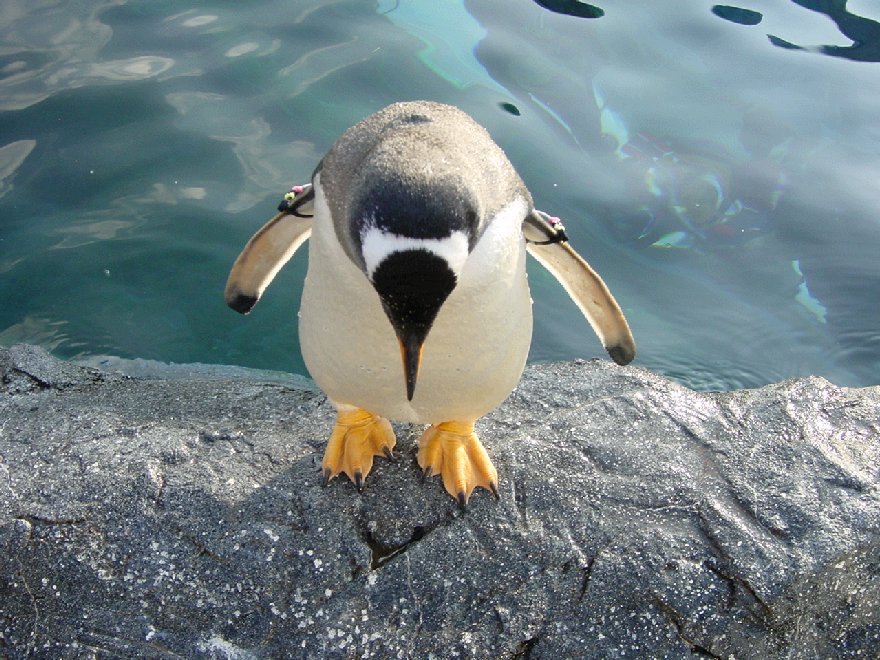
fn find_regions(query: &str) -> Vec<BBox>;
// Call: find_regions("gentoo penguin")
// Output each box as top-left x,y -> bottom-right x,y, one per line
225,101 -> 635,506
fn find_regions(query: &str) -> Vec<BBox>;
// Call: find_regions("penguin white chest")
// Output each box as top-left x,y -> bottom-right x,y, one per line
299,185 -> 533,424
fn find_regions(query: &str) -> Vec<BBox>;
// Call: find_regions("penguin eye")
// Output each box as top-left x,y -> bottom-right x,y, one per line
463,209 -> 481,249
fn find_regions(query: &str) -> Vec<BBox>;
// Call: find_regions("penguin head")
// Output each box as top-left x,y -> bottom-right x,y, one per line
315,102 -> 532,401
352,180 -> 480,401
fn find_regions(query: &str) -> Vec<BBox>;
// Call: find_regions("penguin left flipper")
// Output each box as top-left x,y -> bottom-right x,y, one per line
321,407 -> 397,491
417,421 -> 499,507
524,211 -> 636,366
225,210 -> 313,315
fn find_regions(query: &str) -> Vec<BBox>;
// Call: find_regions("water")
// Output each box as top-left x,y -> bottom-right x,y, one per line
1,0 -> 879,391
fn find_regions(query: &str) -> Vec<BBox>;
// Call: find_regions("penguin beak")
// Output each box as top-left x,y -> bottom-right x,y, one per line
398,334 -> 424,401
370,248 -> 460,401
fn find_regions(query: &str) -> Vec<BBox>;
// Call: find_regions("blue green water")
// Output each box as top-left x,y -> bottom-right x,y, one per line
2,0 -> 879,391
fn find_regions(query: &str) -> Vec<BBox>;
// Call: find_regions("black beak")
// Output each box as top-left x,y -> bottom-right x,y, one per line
399,334 -> 424,401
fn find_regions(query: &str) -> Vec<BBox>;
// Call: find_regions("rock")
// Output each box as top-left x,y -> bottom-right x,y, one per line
0,344 -> 878,658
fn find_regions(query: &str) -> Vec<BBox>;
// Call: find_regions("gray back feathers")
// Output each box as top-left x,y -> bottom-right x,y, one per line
315,101 -> 531,267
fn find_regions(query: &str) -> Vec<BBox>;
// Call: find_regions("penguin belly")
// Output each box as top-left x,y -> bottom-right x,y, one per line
299,186 -> 533,424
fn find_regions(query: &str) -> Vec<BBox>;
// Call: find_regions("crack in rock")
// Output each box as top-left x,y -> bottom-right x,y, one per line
362,524 -> 427,570
577,552 -> 598,603
511,633 -> 540,659
652,594 -> 722,658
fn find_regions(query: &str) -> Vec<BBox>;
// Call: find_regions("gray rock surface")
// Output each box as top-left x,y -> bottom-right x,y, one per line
1,343 -> 878,659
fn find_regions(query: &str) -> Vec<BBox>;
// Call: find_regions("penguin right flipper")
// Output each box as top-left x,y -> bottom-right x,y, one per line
225,211 -> 312,315
524,211 -> 636,366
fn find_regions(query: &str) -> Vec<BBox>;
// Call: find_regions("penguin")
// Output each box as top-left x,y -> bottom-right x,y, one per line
225,101 -> 635,506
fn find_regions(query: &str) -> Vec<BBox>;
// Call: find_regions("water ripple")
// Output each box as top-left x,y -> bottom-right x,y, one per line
0,139 -> 35,197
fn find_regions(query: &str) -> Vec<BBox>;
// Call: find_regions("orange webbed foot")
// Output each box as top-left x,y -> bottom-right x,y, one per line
321,408 -> 396,490
417,421 -> 499,506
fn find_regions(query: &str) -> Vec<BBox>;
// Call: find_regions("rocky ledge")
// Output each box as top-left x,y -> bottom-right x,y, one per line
1,344 -> 878,659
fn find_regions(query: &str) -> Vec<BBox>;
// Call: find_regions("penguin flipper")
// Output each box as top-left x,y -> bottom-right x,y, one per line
524,212 -> 636,365
417,421 -> 499,507
321,407 -> 397,490
225,211 -> 312,315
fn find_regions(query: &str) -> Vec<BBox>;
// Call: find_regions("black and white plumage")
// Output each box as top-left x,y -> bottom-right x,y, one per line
226,101 -> 635,504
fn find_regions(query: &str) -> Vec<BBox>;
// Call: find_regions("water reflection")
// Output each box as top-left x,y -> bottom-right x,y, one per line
768,0 -> 880,62
51,219 -> 140,250
0,315 -> 70,353
712,1 -> 880,62
712,5 -> 763,26
531,1 -> 604,19
0,2 -> 175,111
176,13 -> 219,29
465,0 -> 880,387
377,0 -> 507,93
0,139 -> 35,197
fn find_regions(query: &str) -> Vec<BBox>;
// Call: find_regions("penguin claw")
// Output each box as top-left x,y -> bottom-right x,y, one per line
417,421 -> 499,505
320,408 -> 396,490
